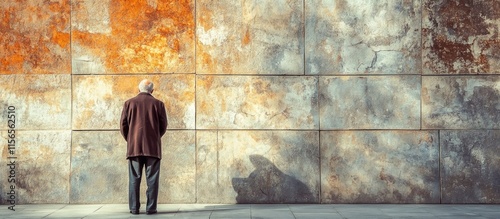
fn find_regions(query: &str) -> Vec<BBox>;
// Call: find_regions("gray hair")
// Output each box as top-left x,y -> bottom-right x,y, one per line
138,79 -> 154,93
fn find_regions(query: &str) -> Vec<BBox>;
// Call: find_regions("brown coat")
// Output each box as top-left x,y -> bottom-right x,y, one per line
120,92 -> 168,159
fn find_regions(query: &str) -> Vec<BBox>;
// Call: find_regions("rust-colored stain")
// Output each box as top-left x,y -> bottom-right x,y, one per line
198,52 -> 215,73
197,75 -> 215,91
0,0 -> 71,74
111,76 -> 141,94
196,2 -> 213,31
242,27 -> 251,46
424,0 -> 500,74
431,36 -> 477,70
72,0 -> 194,73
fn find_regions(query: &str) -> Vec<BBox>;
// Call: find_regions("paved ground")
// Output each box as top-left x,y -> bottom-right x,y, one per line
1,204 -> 499,218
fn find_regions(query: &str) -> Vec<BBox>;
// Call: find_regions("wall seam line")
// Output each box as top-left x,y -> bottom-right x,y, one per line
438,130 -> 442,204
69,0 -> 74,204
194,0 -> 198,204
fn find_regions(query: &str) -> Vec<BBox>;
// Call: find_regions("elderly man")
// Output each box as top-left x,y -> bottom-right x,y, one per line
120,79 -> 168,215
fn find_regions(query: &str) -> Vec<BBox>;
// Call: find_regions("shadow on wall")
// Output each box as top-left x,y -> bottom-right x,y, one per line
231,155 -> 315,204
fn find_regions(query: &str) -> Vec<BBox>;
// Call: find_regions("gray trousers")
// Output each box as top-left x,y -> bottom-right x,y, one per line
128,156 -> 160,212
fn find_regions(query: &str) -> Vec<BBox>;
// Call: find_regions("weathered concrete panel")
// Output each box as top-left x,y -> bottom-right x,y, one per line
319,76 -> 421,129
305,0 -> 421,74
422,76 -> 500,129
197,76 -> 318,129
70,130 -> 195,203
196,0 -> 303,74
0,131 -> 71,204
72,75 -> 195,130
441,130 -> 500,203
196,131 -> 320,203
0,75 -> 71,130
196,131 -> 218,203
321,131 -> 440,203
423,0 -> 500,74
70,131 -> 127,203
161,130 -> 196,203
71,0 -> 195,74
0,0 -> 71,74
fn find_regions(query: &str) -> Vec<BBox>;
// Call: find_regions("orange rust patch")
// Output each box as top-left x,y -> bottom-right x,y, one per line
51,29 -> 70,48
172,38 -> 181,53
196,1 -> 213,31
1,7 -> 12,28
73,0 -> 194,73
197,75 -> 214,91
112,76 -> 140,94
199,52 -> 215,73
180,90 -> 195,102
242,27 -> 251,46
0,0 -> 70,74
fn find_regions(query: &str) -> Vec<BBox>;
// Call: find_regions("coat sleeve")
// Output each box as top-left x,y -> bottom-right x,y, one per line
158,102 -> 168,136
120,102 -> 129,141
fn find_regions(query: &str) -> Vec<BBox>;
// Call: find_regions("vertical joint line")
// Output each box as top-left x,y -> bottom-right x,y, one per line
69,0 -> 74,204
194,0 -> 198,203
438,130 -> 442,204
318,130 -> 321,204
216,130 -> 220,196
303,0 -> 306,76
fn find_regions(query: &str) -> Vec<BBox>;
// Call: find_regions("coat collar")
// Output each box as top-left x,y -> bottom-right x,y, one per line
138,92 -> 152,96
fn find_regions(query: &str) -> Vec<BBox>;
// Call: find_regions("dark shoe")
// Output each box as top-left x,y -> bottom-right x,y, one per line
146,210 -> 157,215
130,210 -> 139,215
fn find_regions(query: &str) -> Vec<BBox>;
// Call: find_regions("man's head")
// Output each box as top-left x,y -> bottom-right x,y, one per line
139,79 -> 154,94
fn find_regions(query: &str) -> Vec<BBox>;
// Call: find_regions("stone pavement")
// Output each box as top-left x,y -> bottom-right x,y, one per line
1,204 -> 499,219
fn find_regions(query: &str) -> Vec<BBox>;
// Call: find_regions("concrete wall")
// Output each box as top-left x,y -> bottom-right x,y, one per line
1,0 -> 499,204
